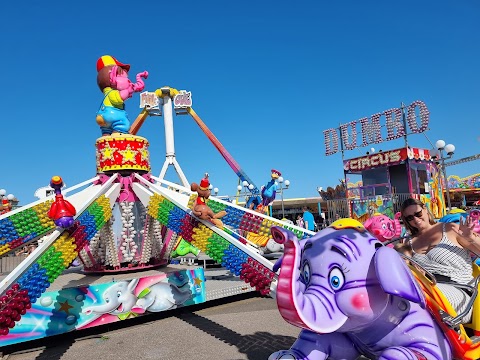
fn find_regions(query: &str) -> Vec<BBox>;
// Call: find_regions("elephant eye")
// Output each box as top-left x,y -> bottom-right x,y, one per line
105,298 -> 110,303
382,223 -> 387,229
302,262 -> 311,285
117,291 -> 121,298
328,267 -> 345,290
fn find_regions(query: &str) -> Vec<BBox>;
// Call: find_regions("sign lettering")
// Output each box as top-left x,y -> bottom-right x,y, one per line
140,91 -> 159,109
173,91 -> 192,109
323,100 -> 430,156
343,149 -> 405,172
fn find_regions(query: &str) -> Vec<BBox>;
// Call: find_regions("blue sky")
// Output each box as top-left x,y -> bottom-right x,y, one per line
1,1 -> 479,205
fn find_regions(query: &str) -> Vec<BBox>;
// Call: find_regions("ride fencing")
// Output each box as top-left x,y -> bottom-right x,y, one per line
0,255 -> 26,275
326,193 -> 415,224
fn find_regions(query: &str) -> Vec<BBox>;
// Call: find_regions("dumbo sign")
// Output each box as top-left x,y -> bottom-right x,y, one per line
323,100 -> 430,156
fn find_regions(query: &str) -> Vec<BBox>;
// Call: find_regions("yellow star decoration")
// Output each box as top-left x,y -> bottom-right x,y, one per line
119,144 -> 136,164
139,147 -> 149,162
58,300 -> 74,314
194,277 -> 203,286
100,142 -> 116,162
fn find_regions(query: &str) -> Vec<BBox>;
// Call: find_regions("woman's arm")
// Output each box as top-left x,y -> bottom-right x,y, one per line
451,218 -> 480,255
394,241 -> 413,260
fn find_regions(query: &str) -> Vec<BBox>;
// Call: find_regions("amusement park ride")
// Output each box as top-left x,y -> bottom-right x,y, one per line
2,55 -> 480,359
0,56 -> 312,347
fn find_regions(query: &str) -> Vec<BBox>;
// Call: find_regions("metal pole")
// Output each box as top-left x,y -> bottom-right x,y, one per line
441,153 -> 452,212
280,187 -> 285,218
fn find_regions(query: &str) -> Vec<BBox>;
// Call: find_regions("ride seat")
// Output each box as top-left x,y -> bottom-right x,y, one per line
408,263 -> 480,360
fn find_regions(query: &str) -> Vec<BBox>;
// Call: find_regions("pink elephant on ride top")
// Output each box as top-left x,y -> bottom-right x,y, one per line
364,213 -> 402,247
96,55 -> 148,136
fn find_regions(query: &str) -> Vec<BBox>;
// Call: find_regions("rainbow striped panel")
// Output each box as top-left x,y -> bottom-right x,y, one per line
148,193 -> 276,296
0,200 -> 55,256
0,196 -> 113,336
188,194 -> 311,240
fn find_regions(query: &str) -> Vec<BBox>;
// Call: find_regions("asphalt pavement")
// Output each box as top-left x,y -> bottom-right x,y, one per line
0,293 -> 302,360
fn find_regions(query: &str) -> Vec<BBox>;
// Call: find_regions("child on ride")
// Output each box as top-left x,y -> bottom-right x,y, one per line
397,198 -> 480,322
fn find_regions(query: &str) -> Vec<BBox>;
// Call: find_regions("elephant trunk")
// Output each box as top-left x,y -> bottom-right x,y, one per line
83,302 -> 116,315
132,71 -> 148,92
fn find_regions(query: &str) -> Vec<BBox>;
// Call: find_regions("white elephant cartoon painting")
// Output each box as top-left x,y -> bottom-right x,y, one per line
83,275 -> 193,321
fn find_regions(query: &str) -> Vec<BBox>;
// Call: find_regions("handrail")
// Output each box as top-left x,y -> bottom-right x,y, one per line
438,276 -> 480,328
401,253 -> 480,328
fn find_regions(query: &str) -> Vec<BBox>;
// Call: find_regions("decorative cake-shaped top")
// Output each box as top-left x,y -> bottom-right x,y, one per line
96,134 -> 150,173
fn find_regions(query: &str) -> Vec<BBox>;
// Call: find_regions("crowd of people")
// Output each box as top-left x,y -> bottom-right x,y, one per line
289,208 -> 341,231
292,206 -> 326,231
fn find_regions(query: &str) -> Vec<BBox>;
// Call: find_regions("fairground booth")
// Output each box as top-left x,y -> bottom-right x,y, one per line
322,100 -> 447,222
343,147 -> 443,222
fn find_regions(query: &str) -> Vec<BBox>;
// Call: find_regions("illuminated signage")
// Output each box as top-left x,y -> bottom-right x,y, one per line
344,149 -> 405,172
173,90 -> 192,109
140,91 -> 159,109
343,147 -> 432,172
323,100 -> 429,156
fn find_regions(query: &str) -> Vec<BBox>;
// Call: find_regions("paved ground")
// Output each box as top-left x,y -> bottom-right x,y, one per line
0,293 -> 302,360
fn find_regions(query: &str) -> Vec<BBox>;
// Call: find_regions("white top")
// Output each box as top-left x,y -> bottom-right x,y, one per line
410,223 -> 473,285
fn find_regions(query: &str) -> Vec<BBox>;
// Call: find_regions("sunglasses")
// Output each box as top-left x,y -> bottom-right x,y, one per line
404,209 -> 423,222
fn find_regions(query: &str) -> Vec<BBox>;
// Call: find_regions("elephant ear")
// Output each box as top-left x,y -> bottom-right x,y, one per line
374,246 -> 426,308
364,217 -> 374,230
127,278 -> 140,293
270,226 -> 299,272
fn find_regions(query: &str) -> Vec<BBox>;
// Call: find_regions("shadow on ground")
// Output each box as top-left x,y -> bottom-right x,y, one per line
176,311 -> 296,360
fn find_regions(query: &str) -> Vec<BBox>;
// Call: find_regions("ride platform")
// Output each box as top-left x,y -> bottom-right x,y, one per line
0,260 -> 259,347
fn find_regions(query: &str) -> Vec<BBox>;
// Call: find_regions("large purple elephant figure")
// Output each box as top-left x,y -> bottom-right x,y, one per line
269,220 -> 452,360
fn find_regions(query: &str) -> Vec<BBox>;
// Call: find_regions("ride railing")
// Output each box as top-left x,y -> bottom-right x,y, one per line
326,193 -> 417,221
0,255 -> 25,275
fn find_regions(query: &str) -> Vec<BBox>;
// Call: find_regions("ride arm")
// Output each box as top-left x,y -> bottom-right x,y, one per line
129,109 -> 149,135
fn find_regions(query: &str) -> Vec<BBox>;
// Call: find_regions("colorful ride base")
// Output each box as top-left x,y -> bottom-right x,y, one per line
0,266 -> 213,347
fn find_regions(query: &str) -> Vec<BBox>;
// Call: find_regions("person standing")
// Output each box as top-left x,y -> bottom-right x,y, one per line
302,206 -> 315,231
296,215 -> 305,228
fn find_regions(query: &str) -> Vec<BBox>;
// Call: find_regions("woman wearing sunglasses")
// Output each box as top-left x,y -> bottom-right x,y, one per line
397,198 -> 480,322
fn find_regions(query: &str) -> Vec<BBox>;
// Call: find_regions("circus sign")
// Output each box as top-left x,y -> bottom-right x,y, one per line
344,149 -> 404,172
343,147 -> 432,172
323,100 -> 430,156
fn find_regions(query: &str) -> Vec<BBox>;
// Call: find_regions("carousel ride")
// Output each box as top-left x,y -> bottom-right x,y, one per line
0,55 -> 313,342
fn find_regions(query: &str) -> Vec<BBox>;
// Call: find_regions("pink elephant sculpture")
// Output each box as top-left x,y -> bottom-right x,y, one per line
96,55 -> 148,136
269,220 -> 451,360
469,209 -> 480,233
364,212 -> 402,246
